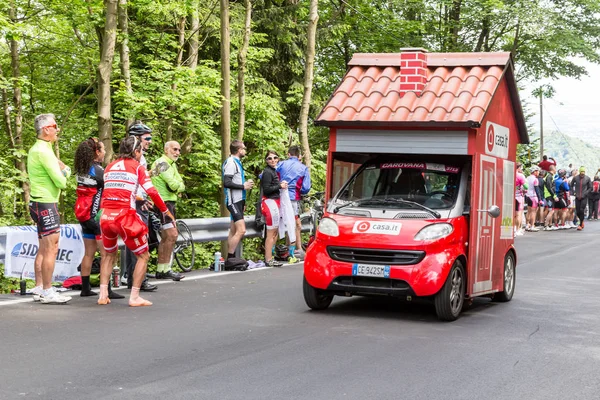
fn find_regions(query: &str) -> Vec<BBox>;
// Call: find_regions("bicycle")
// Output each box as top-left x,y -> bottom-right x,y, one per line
148,211 -> 196,272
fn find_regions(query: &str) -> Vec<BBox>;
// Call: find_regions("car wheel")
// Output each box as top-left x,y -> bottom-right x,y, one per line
493,252 -> 516,302
434,260 -> 465,321
303,276 -> 333,310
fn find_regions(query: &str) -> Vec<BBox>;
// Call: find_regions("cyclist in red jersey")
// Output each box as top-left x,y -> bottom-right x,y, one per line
98,136 -> 174,306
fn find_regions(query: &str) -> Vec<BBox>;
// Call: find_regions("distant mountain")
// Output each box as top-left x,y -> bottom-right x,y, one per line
540,130 -> 600,173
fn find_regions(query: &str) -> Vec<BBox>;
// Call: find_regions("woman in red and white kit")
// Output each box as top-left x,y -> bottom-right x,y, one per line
98,136 -> 174,306
260,150 -> 288,267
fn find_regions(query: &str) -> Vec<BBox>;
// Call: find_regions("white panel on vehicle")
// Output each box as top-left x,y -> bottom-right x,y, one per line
336,129 -> 468,154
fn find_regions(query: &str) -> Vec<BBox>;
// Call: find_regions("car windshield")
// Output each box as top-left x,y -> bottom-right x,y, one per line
336,162 -> 461,210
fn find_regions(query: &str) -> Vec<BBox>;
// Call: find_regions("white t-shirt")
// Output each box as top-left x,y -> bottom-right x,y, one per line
526,175 -> 538,198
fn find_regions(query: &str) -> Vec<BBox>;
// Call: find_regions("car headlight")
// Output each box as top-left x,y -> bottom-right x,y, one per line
317,217 -> 339,237
414,223 -> 453,241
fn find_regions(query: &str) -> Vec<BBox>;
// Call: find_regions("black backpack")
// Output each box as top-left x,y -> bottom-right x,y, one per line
223,257 -> 248,271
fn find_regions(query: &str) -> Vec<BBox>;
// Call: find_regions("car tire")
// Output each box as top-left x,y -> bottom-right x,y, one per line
303,276 -> 333,310
434,260 -> 465,321
493,252 -> 516,302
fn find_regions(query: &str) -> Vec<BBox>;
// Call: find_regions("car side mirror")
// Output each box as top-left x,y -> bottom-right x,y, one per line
477,205 -> 500,218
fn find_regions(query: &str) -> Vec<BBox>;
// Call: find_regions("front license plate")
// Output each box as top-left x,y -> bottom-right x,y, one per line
352,264 -> 391,278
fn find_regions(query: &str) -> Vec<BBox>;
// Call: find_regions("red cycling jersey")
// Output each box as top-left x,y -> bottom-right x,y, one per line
101,157 -> 167,213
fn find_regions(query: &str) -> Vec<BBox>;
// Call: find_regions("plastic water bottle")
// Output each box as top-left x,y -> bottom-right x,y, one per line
214,251 -> 221,272
112,266 -> 120,288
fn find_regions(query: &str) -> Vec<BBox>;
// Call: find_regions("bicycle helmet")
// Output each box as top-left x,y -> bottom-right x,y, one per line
128,122 -> 152,136
558,168 -> 567,177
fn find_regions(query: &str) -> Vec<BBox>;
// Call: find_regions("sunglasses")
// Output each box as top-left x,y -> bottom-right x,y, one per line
45,123 -> 58,129
266,156 -> 279,161
143,137 -> 152,141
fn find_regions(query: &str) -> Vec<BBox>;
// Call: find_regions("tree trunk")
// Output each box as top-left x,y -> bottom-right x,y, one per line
448,0 -> 462,50
188,0 -> 200,69
237,0 -> 251,141
9,0 -> 30,213
166,16 -> 186,142
298,0 -> 318,170
97,0 -> 118,163
220,0 -> 231,228
118,0 -> 134,129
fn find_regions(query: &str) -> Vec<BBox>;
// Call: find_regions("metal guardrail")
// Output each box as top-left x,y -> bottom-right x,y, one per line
0,215 -> 314,263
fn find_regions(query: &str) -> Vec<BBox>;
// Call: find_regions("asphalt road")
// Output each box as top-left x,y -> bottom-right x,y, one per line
2,224 -> 600,400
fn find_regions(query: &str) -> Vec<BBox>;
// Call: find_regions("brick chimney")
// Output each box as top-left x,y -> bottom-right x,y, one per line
399,48 -> 428,96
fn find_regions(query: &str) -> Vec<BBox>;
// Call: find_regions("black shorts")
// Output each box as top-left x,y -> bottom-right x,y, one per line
80,218 -> 101,240
227,200 -> 245,222
29,201 -> 60,238
153,201 -> 177,229
555,198 -> 567,209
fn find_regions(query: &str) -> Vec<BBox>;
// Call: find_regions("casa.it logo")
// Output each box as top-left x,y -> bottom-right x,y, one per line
484,121 -> 510,159
487,125 -> 495,153
355,221 -> 371,232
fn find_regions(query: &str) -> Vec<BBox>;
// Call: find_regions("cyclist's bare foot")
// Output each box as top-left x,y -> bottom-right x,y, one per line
98,297 -> 111,305
129,297 -> 152,307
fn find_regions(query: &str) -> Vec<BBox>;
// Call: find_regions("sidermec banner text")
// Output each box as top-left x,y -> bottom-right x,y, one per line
3,225 -> 84,282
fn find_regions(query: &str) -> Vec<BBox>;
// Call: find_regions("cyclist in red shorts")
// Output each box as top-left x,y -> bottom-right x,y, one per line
98,136 -> 174,306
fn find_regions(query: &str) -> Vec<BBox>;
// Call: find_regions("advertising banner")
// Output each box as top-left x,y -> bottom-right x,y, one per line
3,225 -> 84,282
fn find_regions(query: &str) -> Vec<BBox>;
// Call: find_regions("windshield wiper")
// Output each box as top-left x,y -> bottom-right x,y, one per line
334,197 -> 440,218
333,197 -> 375,213
376,198 -> 441,219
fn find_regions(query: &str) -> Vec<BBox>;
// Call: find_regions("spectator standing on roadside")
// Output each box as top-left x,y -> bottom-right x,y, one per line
571,166 -> 592,230
538,155 -> 557,172
260,150 -> 289,267
554,169 -> 570,229
150,141 -> 185,281
525,166 -> 540,232
123,122 -> 157,292
589,174 -> 600,220
222,140 -> 254,266
74,138 -> 124,299
536,170 -> 546,226
27,113 -> 72,304
514,163 -> 527,236
277,145 -> 311,261
567,169 -> 578,228
543,165 -> 558,230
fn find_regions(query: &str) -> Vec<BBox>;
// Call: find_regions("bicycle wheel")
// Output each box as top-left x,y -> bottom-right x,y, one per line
173,220 -> 195,272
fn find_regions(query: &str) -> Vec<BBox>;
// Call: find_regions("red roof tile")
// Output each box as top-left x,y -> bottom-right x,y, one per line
316,51 -> 517,130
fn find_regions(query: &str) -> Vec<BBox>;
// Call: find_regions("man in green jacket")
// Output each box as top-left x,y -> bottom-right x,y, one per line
27,113 -> 72,304
151,141 -> 185,280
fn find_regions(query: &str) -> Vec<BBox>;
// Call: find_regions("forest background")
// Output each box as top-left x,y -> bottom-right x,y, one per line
1,0 -> 599,280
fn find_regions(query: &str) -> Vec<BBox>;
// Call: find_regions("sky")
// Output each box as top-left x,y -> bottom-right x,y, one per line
523,59 -> 600,146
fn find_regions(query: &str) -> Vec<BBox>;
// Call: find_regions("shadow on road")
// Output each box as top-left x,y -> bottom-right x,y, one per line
305,295 -> 501,323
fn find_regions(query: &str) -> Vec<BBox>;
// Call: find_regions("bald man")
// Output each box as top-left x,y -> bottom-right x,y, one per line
151,141 -> 186,280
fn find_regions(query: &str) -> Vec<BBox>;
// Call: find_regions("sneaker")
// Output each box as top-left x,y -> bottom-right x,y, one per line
577,225 -> 583,231
544,226 -> 552,231
295,250 -> 306,260
288,256 -> 299,264
31,286 -> 44,302
266,259 -> 283,267
156,270 -> 184,281
40,291 -> 72,304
